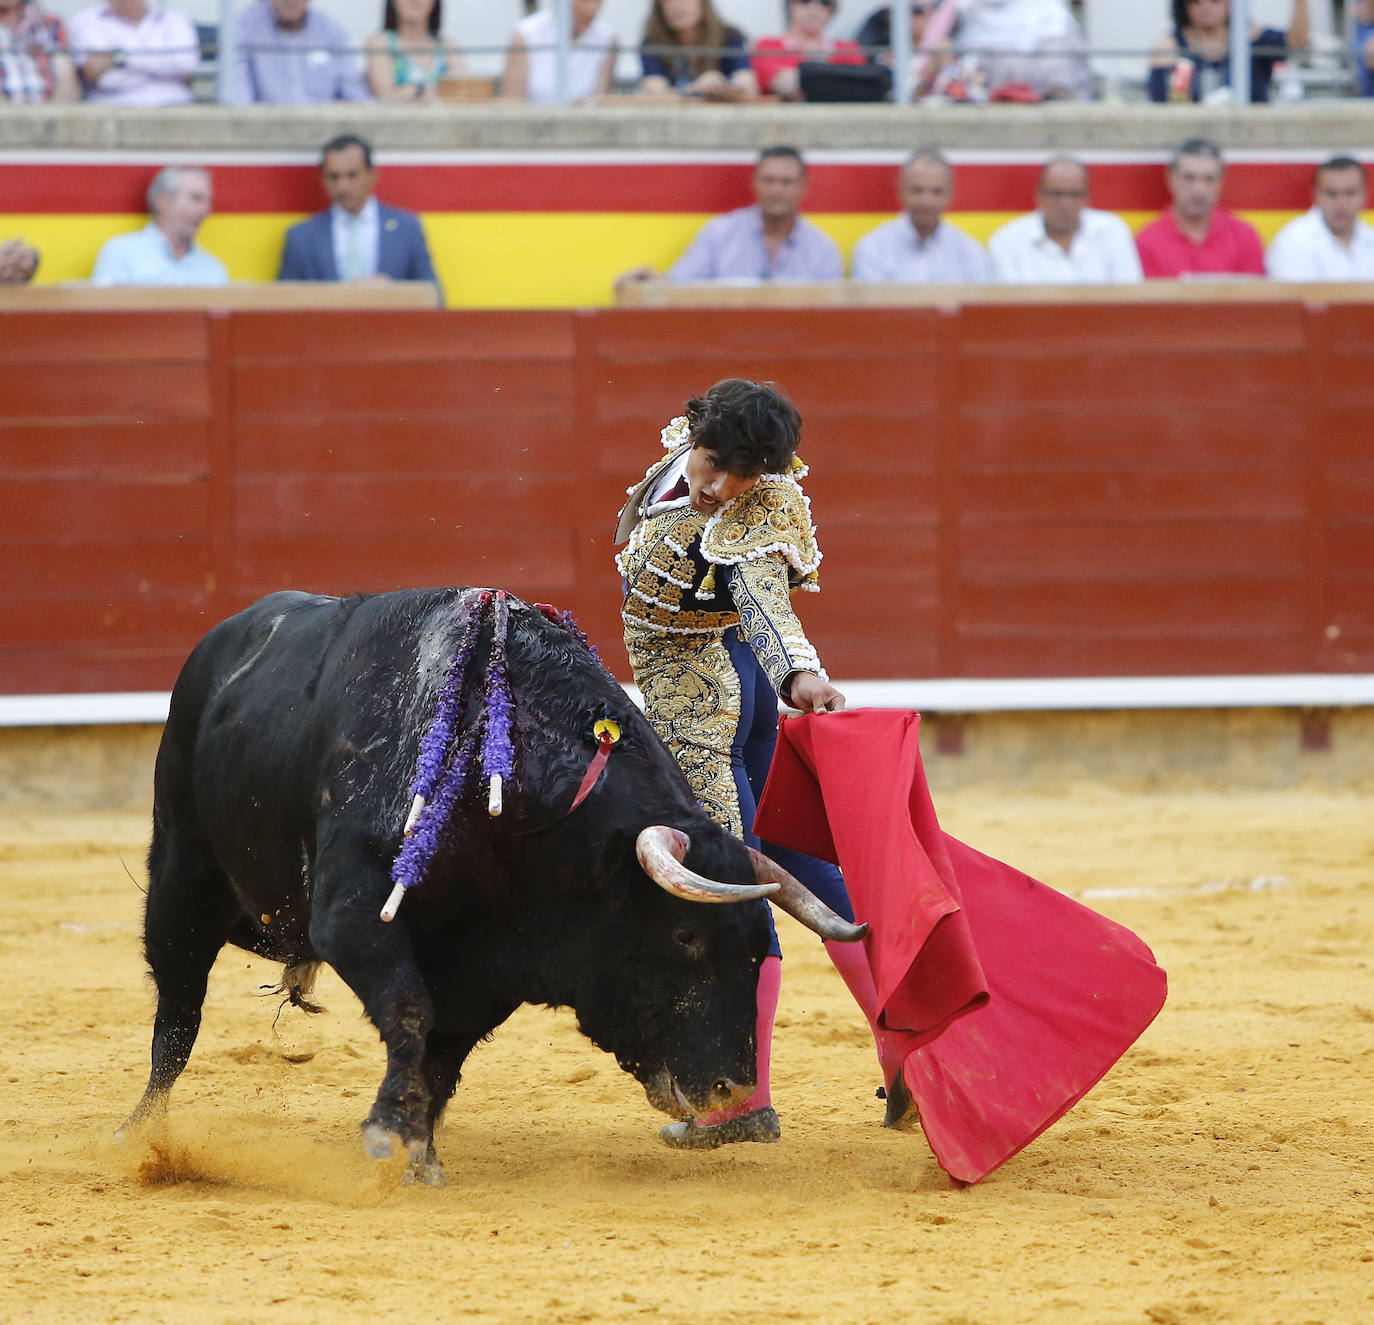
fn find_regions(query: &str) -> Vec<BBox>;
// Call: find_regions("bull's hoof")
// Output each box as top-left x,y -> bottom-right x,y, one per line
114,1094 -> 168,1147
361,1122 -> 397,1160
660,1106 -> 780,1150
401,1142 -> 447,1188
882,1070 -> 921,1132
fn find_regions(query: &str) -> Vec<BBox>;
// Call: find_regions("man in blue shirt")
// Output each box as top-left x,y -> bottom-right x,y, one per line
616,146 -> 843,291
229,0 -> 370,104
91,166 -> 229,286
851,151 -> 991,284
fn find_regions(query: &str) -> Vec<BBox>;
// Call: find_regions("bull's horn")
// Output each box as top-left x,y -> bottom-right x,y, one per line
747,848 -> 869,943
636,826 -> 779,903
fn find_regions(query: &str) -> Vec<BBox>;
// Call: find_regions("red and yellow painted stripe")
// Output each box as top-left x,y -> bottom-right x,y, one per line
0,152 -> 1340,307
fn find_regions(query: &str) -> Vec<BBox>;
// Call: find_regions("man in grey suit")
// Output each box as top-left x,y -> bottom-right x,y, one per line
279,134 -> 442,301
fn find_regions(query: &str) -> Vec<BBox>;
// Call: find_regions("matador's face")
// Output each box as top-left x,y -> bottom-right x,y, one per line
685,444 -> 761,516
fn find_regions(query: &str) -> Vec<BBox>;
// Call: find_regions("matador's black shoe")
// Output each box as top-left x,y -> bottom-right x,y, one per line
659,1106 -> 781,1149
881,1070 -> 922,1131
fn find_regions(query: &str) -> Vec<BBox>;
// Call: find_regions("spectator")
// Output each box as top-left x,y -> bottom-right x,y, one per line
988,157 -> 1143,284
854,1 -> 953,98
639,0 -> 757,100
366,0 -> 459,103
0,0 -> 79,101
67,0 -> 198,106
0,237 -> 40,283
91,167 -> 228,286
1148,0 -> 1308,104
752,0 -> 864,101
953,0 -> 1091,101
500,0 -> 616,104
278,134 -> 442,300
851,149 -> 990,283
1266,157 -> 1374,281
230,0 -> 370,104
616,145 -> 842,288
1353,0 -> 1374,98
1135,139 -> 1265,279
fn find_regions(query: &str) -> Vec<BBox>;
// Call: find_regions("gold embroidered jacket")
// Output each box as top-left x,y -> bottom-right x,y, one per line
613,440 -> 827,834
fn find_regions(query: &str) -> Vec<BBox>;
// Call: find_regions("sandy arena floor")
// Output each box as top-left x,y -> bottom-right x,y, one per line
1,783 -> 1371,1324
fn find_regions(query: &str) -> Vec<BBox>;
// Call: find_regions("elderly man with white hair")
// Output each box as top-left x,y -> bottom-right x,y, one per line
954,0 -> 1092,100
91,166 -> 229,286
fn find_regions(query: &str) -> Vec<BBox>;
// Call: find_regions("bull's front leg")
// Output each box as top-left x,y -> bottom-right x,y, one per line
309,836 -> 439,1182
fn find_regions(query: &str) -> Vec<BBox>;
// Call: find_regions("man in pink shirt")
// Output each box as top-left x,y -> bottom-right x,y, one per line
1135,139 -> 1265,280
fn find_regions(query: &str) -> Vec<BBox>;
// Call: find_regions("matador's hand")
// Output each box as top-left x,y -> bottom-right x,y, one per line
787,672 -> 846,714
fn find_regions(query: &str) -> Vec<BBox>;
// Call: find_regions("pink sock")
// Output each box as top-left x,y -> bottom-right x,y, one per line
824,939 -> 905,1088
699,953 -> 780,1126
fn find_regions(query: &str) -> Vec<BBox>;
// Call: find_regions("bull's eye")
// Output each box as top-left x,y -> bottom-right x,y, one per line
672,927 -> 698,950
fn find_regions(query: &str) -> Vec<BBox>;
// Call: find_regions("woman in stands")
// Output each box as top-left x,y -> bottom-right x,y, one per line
752,0 -> 865,100
853,0 -> 953,99
1148,0 -> 1309,103
639,0 -> 758,100
500,0 -> 617,104
0,0 -> 78,102
365,0 -> 461,103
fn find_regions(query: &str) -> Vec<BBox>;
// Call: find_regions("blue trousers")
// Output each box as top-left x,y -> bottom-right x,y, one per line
722,628 -> 853,957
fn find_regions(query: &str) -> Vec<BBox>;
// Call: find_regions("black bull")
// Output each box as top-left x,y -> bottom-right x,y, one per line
119,588 -> 863,1183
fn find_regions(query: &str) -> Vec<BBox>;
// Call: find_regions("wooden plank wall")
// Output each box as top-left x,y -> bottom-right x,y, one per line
0,306 -> 1366,696
0,313 -> 217,692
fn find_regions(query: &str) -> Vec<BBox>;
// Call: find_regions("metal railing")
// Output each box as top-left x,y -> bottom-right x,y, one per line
58,0 -> 1362,108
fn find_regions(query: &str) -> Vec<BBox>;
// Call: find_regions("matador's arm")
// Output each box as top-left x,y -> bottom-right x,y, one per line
728,557 -> 828,698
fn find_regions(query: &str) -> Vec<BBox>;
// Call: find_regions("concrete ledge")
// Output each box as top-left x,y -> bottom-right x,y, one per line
4,705 -> 1370,811
2,102 -> 1373,154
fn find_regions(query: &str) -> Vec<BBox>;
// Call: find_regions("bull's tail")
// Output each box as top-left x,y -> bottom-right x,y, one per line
268,960 -> 325,1016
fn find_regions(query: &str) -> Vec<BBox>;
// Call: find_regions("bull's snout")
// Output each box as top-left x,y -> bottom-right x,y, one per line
642,1068 -> 757,1119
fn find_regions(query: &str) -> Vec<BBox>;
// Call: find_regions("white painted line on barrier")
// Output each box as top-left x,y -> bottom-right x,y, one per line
838,674 -> 1374,712
2,674 -> 1372,728
0,692 -> 172,727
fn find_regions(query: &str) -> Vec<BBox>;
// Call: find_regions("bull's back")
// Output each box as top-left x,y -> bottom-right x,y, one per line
160,589 -> 472,885
156,592 -> 379,884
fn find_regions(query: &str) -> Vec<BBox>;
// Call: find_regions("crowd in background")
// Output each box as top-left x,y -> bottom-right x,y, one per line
0,0 -> 1370,106
615,141 -> 1374,290
3,133 -> 1371,290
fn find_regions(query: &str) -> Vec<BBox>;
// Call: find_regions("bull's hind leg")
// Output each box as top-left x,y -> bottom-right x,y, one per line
117,825 -> 240,1142
308,833 -> 437,1174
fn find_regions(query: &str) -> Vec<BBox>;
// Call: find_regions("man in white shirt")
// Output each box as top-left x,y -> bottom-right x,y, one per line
92,166 -> 228,286
988,157 -> 1143,285
1265,157 -> 1374,281
850,150 -> 991,284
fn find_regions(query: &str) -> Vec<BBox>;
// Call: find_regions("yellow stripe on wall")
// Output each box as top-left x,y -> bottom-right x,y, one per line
1,211 -> 1315,309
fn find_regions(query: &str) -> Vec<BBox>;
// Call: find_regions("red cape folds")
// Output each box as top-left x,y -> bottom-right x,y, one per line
754,709 -> 1167,1185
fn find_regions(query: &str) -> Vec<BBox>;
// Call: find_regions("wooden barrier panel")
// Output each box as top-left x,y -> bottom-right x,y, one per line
0,303 -> 1369,696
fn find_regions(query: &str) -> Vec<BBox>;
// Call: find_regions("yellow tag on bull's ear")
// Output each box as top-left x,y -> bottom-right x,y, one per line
593,718 -> 621,744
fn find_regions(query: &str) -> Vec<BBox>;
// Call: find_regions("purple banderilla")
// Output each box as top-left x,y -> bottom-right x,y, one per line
381,589 -> 516,922
480,590 -> 515,816
535,602 -> 609,674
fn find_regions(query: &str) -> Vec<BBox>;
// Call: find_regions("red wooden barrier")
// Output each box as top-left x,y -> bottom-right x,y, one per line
0,306 -> 1368,695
